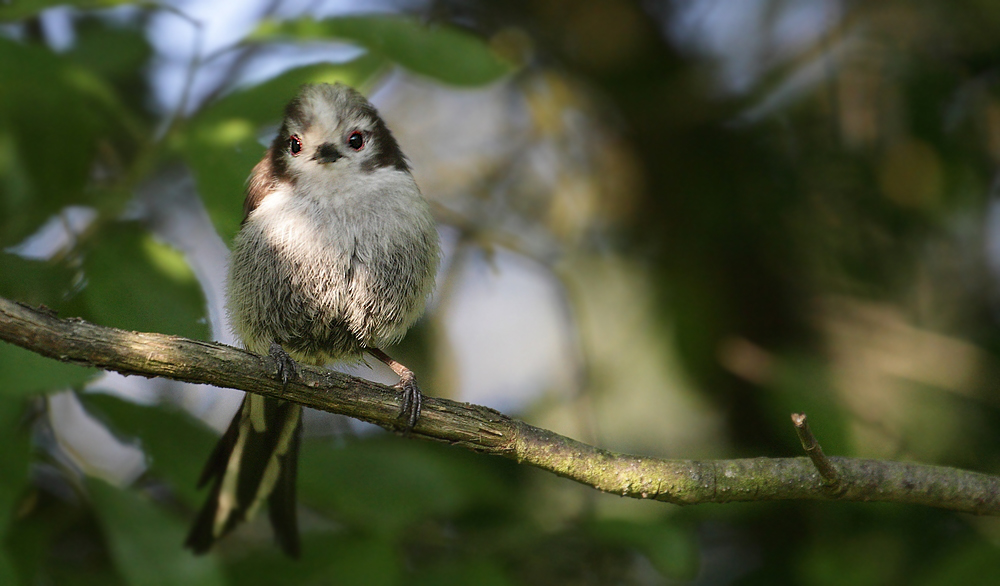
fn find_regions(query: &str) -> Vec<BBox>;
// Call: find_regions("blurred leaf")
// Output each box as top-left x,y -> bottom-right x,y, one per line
588,519 -> 699,581
89,479 -> 225,586
297,435 -> 510,536
80,394 -> 219,505
0,0 -> 136,21
412,559 -> 513,586
0,397 -> 30,522
66,15 -> 154,116
0,552 -> 16,586
0,39 -> 135,248
227,533 -> 400,586
253,15 -> 514,86
916,540 -> 1000,585
6,472 -> 127,585
0,343 -> 97,397
180,56 -> 383,241
65,222 -> 208,339
765,354 -> 849,455
0,252 -> 76,307
796,530 -> 905,586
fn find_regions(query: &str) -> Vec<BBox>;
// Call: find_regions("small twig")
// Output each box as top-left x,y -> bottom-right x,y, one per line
791,412 -> 843,491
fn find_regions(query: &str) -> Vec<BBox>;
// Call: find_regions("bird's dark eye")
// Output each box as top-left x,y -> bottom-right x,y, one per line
348,131 -> 364,151
288,135 -> 302,156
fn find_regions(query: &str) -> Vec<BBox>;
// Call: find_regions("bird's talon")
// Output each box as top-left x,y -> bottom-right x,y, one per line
269,343 -> 300,389
396,376 -> 422,433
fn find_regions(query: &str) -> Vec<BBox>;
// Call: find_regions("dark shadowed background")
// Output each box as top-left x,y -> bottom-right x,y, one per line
2,0 -> 1000,584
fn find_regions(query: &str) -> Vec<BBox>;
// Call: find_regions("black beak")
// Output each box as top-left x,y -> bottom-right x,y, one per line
313,142 -> 342,164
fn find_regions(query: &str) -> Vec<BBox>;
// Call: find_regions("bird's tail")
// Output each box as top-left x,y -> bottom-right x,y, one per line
185,394 -> 303,557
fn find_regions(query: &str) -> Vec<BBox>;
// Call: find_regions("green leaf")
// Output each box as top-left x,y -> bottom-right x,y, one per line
916,540 -> 1000,586
297,435 -> 510,536
65,222 -> 208,339
0,39 -> 134,248
80,394 -> 220,505
0,397 -> 28,586
253,15 -> 514,86
0,0 -> 137,21
89,479 -> 225,586
179,56 -> 384,241
588,519 -> 699,581
412,559 -> 514,586
0,397 -> 30,533
227,533 -> 400,586
0,551 -> 16,586
0,342 -> 97,397
0,252 -> 77,307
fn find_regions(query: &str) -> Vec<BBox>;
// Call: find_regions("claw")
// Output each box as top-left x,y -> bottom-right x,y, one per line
269,342 -> 300,389
395,372 -> 422,432
366,348 -> 423,433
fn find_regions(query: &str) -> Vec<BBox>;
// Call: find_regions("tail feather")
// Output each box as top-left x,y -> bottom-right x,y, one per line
185,395 -> 303,557
268,420 -> 302,557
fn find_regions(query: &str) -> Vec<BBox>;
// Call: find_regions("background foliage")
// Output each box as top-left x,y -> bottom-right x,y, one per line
3,0 -> 1000,584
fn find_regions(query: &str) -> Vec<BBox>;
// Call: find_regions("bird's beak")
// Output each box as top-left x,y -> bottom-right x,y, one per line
313,142 -> 342,164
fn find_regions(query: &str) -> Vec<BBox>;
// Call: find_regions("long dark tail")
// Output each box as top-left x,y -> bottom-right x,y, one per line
185,395 -> 303,557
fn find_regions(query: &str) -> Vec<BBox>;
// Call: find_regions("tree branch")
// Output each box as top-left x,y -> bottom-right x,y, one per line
1,295 -> 999,515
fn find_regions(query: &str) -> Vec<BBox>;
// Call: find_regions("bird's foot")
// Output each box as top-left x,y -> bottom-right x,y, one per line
395,370 -> 422,433
269,342 -> 300,389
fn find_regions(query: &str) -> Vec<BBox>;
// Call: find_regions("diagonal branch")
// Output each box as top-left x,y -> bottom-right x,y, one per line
1,295 -> 999,515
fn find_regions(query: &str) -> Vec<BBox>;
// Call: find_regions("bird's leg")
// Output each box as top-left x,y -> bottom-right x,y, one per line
368,347 -> 422,431
269,342 -> 300,389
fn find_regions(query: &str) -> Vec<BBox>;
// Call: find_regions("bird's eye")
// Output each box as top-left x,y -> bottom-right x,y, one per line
288,135 -> 302,156
348,131 -> 364,151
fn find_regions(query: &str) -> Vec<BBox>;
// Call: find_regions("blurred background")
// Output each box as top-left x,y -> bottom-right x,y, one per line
3,0 -> 1000,584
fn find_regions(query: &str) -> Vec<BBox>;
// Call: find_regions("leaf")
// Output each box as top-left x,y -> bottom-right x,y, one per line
0,397 -> 30,532
297,435 -> 510,536
88,479 -> 225,586
80,394 -> 220,505
65,222 -> 208,340
0,343 -> 97,397
227,533 -> 400,586
0,552 -> 16,586
0,252 -> 77,307
253,15 -> 514,86
0,396 -> 29,586
179,56 -> 384,241
0,39 -> 135,248
588,519 -> 699,581
0,0 -> 137,21
412,559 -> 514,586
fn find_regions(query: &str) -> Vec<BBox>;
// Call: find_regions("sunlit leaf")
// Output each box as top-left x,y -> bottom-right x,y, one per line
89,479 -> 225,586
0,39 -> 136,248
253,15 -> 514,86
180,56 -> 384,241
65,222 -> 208,339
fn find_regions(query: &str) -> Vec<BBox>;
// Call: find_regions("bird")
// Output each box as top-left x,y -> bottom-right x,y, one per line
185,83 -> 440,557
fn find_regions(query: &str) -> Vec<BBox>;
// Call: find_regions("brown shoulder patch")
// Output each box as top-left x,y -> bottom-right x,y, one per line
243,149 -> 277,223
